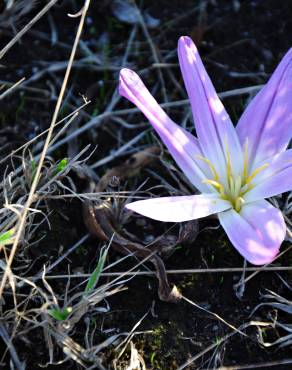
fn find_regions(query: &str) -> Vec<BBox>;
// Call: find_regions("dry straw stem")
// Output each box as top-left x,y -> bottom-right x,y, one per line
0,0 -> 92,297
182,294 -> 247,337
0,0 -> 59,60
0,77 -> 25,100
30,239 -> 292,281
37,265 -> 292,280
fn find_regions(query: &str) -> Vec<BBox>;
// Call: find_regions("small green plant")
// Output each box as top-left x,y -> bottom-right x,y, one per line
85,245 -> 108,292
55,158 -> 68,174
48,306 -> 72,321
0,228 -> 15,246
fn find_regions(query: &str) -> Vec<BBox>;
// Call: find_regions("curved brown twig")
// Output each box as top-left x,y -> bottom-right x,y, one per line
82,147 -> 198,302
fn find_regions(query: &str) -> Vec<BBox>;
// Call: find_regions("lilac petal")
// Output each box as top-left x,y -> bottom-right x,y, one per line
244,149 -> 292,202
218,200 -> 286,265
126,194 -> 231,222
177,36 -> 243,179
236,48 -> 292,167
119,68 -> 212,193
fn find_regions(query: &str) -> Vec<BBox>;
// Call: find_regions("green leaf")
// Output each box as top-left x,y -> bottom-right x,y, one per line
85,246 -> 108,292
31,159 -> 37,172
150,352 -> 156,365
48,307 -> 72,321
0,228 -> 15,246
55,158 -> 68,174
30,159 -> 37,184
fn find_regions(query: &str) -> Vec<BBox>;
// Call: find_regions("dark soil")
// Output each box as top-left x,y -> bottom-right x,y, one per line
0,1 -> 291,369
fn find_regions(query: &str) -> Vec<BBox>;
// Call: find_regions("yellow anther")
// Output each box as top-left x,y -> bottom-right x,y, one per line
235,197 -> 244,213
196,155 -> 220,181
197,138 -> 266,214
245,163 -> 269,184
202,179 -> 225,194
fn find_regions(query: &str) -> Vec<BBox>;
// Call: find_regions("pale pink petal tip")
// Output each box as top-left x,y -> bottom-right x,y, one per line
178,35 -> 197,49
118,68 -> 141,97
219,200 -> 286,265
177,32 -> 243,176
118,66 -> 212,193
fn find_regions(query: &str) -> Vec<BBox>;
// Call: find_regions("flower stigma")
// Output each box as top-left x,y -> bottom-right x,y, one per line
197,141 -> 269,212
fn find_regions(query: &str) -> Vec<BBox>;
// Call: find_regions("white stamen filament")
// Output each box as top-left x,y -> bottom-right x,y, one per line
197,143 -> 268,213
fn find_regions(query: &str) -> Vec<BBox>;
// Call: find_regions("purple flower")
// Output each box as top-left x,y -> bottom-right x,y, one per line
119,36 -> 292,265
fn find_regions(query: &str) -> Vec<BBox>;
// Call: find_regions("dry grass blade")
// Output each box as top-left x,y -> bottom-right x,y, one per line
250,289 -> 292,349
0,322 -> 26,370
182,295 -> 247,337
0,0 -> 58,59
125,342 -> 146,370
177,321 -> 272,370
1,2 -> 291,368
0,0 -> 91,297
0,77 -> 25,100
30,265 -> 292,280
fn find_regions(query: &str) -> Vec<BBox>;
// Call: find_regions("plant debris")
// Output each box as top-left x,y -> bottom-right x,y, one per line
82,146 -> 198,302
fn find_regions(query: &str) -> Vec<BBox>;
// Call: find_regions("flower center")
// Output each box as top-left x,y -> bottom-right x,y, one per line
197,142 -> 268,212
